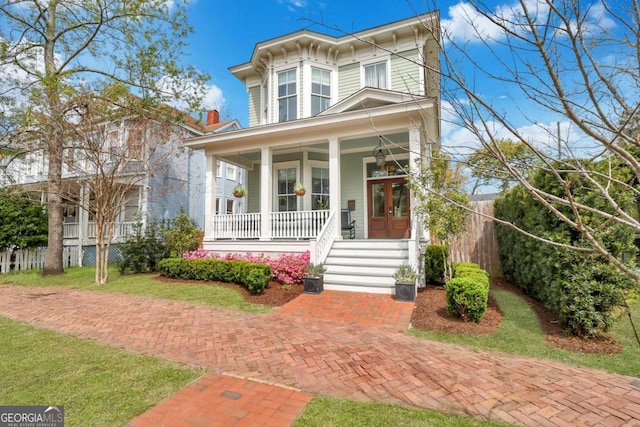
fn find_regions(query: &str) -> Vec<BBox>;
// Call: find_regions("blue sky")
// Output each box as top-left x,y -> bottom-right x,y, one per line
182,0 -> 460,125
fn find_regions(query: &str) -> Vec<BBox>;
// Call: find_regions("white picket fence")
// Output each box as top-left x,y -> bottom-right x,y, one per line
0,247 -> 81,274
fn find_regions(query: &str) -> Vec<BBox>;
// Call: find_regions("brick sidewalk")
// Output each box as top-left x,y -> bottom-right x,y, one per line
1,285 -> 639,426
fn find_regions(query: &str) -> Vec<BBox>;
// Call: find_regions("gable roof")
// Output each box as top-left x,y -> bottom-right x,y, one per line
317,87 -> 425,116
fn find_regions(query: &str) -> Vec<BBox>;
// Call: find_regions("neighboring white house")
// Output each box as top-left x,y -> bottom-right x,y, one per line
184,13 -> 441,294
0,108 -> 245,266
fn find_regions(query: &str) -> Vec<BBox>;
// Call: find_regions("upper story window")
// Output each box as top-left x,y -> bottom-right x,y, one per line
216,160 -> 222,178
278,68 -> 297,122
311,68 -> 331,116
364,61 -> 387,89
226,164 -> 236,181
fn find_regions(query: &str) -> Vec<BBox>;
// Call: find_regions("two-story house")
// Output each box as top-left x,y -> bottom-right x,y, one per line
184,13 -> 441,294
1,108 -> 245,267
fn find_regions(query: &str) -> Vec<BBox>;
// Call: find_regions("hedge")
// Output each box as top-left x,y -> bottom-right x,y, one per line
424,244 -> 447,284
494,165 -> 635,337
157,258 -> 271,294
445,264 -> 490,323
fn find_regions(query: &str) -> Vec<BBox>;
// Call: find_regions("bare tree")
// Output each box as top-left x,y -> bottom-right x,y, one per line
0,0 -> 207,275
65,87 -> 186,284
419,0 -> 640,286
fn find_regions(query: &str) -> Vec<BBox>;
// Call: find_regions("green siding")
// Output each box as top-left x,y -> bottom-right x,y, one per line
340,152 -> 365,239
391,49 -> 421,94
248,86 -> 261,127
247,167 -> 260,213
338,62 -> 360,101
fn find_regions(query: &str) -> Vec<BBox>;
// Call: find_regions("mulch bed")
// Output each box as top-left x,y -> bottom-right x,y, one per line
156,275 -> 621,354
411,279 -> 622,354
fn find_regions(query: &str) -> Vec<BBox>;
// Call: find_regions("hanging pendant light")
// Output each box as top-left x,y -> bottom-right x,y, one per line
373,137 -> 386,167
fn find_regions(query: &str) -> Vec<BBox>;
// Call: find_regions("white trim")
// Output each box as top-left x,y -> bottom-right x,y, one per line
273,160 -> 300,212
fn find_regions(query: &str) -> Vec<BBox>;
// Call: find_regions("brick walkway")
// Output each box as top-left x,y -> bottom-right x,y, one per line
1,285 -> 640,426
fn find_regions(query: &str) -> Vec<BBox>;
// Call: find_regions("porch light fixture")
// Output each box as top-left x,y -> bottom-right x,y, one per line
373,137 -> 386,167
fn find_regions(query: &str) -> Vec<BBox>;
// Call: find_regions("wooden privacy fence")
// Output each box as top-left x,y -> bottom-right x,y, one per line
448,196 -> 503,278
0,247 -> 80,274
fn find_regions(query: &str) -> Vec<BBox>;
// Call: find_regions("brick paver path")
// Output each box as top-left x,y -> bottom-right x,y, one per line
1,285 -> 640,426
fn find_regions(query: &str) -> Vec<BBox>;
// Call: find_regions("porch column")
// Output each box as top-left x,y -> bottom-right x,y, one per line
260,146 -> 272,240
328,137 -> 341,239
408,125 -> 422,272
204,153 -> 218,239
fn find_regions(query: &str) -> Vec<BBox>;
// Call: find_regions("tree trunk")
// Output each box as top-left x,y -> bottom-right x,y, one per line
42,124 -> 64,276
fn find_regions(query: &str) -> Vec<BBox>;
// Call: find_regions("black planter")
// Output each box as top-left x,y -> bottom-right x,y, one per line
395,282 -> 416,302
303,276 -> 324,294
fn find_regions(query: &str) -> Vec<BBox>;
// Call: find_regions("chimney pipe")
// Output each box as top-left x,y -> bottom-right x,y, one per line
206,109 -> 220,125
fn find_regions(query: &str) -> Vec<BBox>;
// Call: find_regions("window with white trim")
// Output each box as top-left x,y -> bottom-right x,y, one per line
311,167 -> 330,210
226,164 -> 236,181
278,69 -> 297,122
226,199 -> 235,214
215,197 -> 221,215
216,160 -> 222,178
276,166 -> 297,212
311,67 -> 331,116
364,61 -> 387,89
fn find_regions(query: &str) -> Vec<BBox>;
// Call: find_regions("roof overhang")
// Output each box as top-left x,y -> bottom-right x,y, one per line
184,95 -> 436,156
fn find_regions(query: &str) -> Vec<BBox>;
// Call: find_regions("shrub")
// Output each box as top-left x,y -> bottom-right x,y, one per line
445,276 -> 489,322
157,258 -> 271,294
118,220 -> 169,274
424,244 -> 447,284
493,166 -> 636,336
163,211 -> 201,258
208,251 -> 310,285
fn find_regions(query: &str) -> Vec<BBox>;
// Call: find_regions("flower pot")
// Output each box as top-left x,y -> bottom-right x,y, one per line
295,189 -> 306,196
303,276 -> 323,294
233,192 -> 244,198
395,281 -> 416,302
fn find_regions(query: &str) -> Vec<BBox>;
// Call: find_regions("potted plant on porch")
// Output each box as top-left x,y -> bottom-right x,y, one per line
233,184 -> 247,198
303,262 -> 326,294
294,182 -> 306,196
393,264 -> 417,302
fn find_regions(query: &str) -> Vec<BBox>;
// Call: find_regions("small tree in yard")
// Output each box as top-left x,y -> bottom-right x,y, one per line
68,87 -> 184,284
409,147 -> 470,282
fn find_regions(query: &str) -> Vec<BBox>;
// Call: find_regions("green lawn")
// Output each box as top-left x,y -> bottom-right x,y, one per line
0,266 -> 272,314
0,316 -> 204,427
409,288 -> 640,378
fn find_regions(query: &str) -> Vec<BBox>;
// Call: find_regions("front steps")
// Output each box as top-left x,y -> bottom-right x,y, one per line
323,239 -> 409,294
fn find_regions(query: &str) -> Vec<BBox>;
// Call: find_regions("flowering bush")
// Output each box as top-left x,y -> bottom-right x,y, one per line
182,249 -> 211,260
191,251 -> 311,285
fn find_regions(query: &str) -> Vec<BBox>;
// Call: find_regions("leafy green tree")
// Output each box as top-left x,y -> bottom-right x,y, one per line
0,190 -> 48,250
163,211 -> 201,258
467,139 -> 540,194
410,148 -> 470,281
0,1 -> 208,275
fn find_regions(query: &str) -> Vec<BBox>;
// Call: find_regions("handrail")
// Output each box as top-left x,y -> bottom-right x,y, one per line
313,210 -> 337,264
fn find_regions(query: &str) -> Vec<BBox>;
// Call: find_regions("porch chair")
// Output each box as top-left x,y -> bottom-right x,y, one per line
341,208 -> 356,239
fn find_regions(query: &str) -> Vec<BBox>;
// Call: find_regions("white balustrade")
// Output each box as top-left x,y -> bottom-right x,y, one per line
313,210 -> 337,264
63,223 -> 79,238
269,210 -> 329,239
212,213 -> 261,239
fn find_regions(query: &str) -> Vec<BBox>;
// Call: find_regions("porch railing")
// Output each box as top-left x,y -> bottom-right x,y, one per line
269,210 -> 330,239
212,213 -> 261,239
210,210 -> 330,240
312,210 -> 337,264
86,221 -> 137,239
63,223 -> 79,239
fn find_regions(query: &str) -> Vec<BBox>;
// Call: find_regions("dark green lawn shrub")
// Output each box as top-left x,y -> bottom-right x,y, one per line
445,276 -> 489,322
558,261 -> 632,337
424,244 -> 447,284
454,270 -> 489,288
494,165 -> 636,337
118,221 -> 169,274
157,258 -> 271,294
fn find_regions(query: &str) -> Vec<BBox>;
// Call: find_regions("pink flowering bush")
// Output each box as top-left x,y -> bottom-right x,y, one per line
182,249 -> 211,260
195,251 -> 311,285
